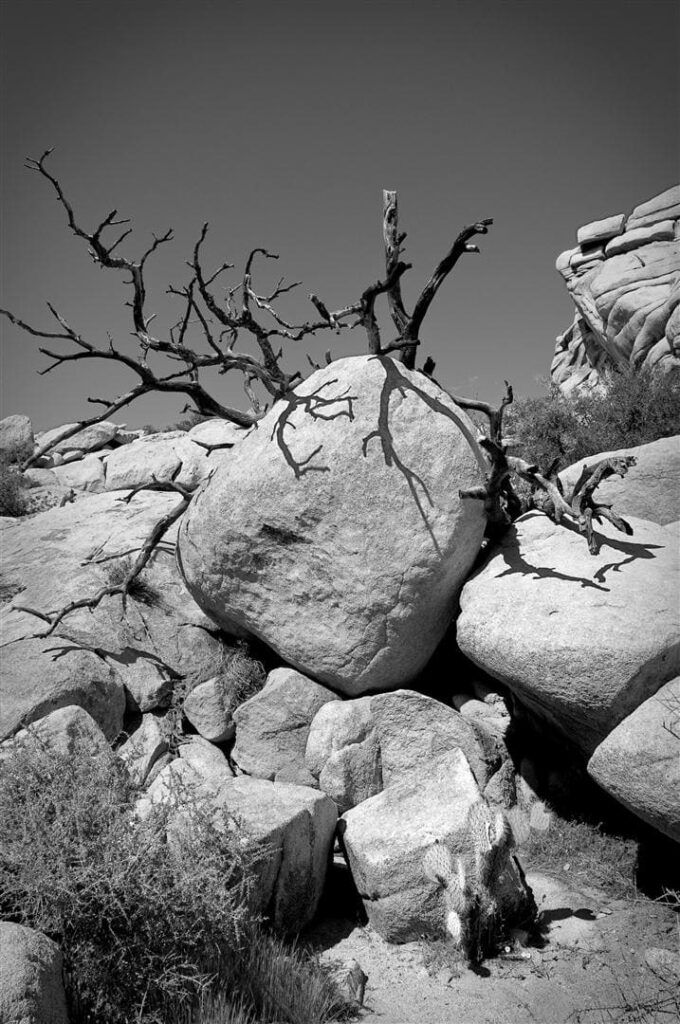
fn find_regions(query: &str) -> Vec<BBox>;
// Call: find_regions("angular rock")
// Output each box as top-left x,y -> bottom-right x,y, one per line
184,675 -> 238,743
8,704 -> 112,759
457,511 -> 680,753
37,420 -> 121,454
111,654 -> 174,713
118,714 -> 169,784
1,491 -> 230,740
50,455 -> 106,493
605,219 -> 676,257
588,677 -> 680,843
0,637 -> 125,741
550,314 -> 611,395
0,922 -> 68,1024
577,214 -> 626,247
178,355 -> 487,694
232,668 -> 340,786
627,185 -> 680,231
340,749 -> 528,942
560,436 -> 680,527
306,689 -> 495,813
0,414 -> 34,462
178,734 -> 232,773
142,762 -> 336,933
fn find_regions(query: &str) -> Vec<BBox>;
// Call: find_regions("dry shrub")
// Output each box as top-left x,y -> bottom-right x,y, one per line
0,456 -> 29,516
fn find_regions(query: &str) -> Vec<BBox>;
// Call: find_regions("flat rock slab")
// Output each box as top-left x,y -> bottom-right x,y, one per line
457,512 -> 679,753
178,355 -> 487,695
588,676 -> 680,843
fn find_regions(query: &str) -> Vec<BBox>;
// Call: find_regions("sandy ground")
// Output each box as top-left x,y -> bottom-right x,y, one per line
307,869 -> 680,1024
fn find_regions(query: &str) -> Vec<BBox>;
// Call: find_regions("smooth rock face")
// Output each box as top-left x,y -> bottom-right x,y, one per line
560,436 -> 680,526
588,677 -> 680,843
340,750 -> 481,941
232,668 -> 340,786
8,705 -> 112,758
552,186 -> 680,392
178,735 -> 232,774
178,356 -> 487,694
457,512 -> 680,753
143,762 -> 336,933
0,491 -> 229,738
102,431 -> 233,492
0,921 -> 69,1024
305,689 -> 496,813
118,714 -> 169,785
0,414 -> 34,462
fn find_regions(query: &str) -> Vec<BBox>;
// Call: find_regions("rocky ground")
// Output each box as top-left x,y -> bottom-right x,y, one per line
310,862 -> 680,1024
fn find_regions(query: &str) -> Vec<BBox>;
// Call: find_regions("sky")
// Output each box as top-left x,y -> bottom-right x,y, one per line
1,0 -> 678,432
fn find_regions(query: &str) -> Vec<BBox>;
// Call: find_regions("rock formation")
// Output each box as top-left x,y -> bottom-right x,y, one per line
552,185 -> 680,393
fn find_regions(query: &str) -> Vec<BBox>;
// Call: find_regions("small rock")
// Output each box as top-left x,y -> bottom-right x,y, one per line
184,675 -> 237,743
118,715 -> 169,785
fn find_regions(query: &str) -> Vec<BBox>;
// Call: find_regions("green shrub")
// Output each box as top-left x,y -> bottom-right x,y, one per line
0,456 -> 29,516
506,366 -> 680,474
0,734 -> 254,1024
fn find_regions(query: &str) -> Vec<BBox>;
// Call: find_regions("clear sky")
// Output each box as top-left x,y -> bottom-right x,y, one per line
1,0 -> 678,432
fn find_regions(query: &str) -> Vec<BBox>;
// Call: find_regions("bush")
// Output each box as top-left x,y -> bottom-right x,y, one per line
220,644 -> 267,712
0,734 -> 254,1023
506,366 -> 680,474
0,456 -> 29,516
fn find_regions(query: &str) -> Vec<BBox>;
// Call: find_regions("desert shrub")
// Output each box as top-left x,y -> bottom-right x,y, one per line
0,456 -> 29,516
103,553 -> 162,607
525,814 -> 638,899
0,733 -> 255,1024
220,643 -> 267,712
506,366 -> 680,474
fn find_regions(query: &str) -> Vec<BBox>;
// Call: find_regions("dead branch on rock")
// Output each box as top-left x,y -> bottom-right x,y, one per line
1,150 -> 359,469
16,471 -> 196,637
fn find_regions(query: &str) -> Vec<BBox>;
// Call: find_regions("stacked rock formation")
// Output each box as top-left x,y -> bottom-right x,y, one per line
551,185 -> 680,393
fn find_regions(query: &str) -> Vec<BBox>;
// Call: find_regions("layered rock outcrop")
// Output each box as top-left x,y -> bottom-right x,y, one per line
178,355 -> 487,695
552,186 -> 680,393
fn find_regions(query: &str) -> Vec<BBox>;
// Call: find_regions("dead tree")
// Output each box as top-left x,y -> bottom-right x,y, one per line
2,156 -> 636,634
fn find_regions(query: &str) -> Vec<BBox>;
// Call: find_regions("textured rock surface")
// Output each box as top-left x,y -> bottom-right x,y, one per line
118,714 -> 169,784
0,414 -> 34,462
338,749 -> 530,943
588,677 -> 680,842
0,921 -> 69,1024
457,511 -> 679,753
1,491 -> 230,738
37,420 -> 121,454
306,689 -> 496,813
560,436 -> 680,526
184,676 -> 238,743
8,704 -> 112,758
102,431 -> 233,492
552,186 -> 680,392
178,735 -> 232,773
232,668 -> 340,786
143,762 -> 336,933
178,355 -> 487,694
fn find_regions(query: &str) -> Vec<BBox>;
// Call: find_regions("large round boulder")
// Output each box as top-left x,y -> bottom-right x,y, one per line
457,511 -> 679,753
178,355 -> 487,694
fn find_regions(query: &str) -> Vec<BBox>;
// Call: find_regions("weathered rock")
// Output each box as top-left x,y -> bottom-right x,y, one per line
50,455 -> 106,493
8,705 -> 112,759
112,654 -> 174,714
187,418 -> 252,447
184,676 -> 238,743
560,436 -> 680,527
0,921 -> 68,1024
142,762 -> 336,932
0,414 -> 34,462
178,356 -> 487,694
627,185 -> 680,231
118,714 -> 169,785
0,491 -> 230,739
306,689 -> 495,813
102,431 -> 233,492
605,220 -> 676,257
0,637 -> 125,741
457,511 -> 680,753
178,735 -> 232,773
588,677 -> 680,843
37,420 -> 121,454
232,668 -> 340,786
340,749 -> 529,942
577,214 -> 626,247
551,186 -> 680,392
